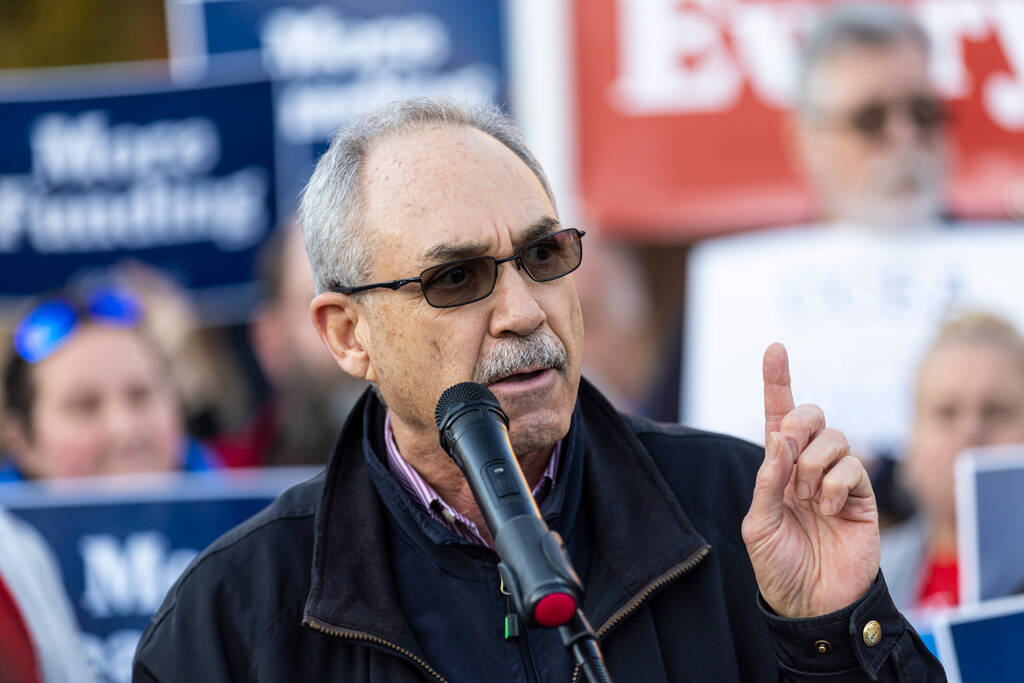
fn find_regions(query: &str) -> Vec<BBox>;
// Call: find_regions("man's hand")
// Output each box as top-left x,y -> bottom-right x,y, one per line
741,343 -> 880,619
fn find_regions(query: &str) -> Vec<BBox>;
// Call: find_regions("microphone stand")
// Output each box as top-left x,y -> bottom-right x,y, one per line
559,610 -> 613,683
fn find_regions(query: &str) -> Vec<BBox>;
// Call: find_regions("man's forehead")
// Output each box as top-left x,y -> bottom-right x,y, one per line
360,123 -> 556,264
809,39 -> 931,107
364,123 -> 522,185
418,215 -> 561,263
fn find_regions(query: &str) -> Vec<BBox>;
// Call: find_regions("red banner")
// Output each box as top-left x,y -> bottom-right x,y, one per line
575,0 -> 1024,240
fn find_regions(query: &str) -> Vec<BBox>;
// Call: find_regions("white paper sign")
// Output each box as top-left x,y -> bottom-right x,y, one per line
683,223 -> 1024,451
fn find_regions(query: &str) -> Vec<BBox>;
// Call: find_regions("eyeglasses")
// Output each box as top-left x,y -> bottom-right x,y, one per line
822,95 -> 948,140
13,288 -> 142,363
330,228 -> 586,308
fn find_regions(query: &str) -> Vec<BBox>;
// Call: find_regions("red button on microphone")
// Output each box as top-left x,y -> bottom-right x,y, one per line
533,592 -> 577,627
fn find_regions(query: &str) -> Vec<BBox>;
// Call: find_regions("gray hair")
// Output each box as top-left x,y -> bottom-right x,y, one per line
797,2 -> 931,113
298,97 -> 556,293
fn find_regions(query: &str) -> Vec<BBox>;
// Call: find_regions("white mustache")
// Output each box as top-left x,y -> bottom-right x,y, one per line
870,149 -> 942,198
473,333 -> 567,385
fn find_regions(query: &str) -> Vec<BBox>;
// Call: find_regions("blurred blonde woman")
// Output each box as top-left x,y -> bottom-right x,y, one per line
881,312 -> 1024,612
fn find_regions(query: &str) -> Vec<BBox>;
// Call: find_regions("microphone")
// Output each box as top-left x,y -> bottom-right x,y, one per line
435,382 -> 583,628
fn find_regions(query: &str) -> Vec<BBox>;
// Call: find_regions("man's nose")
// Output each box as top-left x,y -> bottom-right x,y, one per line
487,262 -> 546,338
883,107 -> 921,149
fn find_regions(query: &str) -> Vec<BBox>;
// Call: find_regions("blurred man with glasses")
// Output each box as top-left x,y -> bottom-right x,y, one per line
672,4 -> 957,527
134,98 -> 943,682
788,2 -> 955,528
791,2 -> 949,230
644,4 -> 952,426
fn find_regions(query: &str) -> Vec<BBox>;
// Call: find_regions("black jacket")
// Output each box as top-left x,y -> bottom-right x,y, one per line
133,380 -> 944,682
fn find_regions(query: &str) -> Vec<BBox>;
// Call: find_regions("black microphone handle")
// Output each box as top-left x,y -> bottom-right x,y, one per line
438,394 -> 583,628
443,404 -> 541,532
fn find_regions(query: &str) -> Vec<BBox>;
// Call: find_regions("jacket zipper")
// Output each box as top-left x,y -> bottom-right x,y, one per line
569,545 -> 710,683
499,571 -> 541,683
517,627 -> 541,683
304,616 -> 449,682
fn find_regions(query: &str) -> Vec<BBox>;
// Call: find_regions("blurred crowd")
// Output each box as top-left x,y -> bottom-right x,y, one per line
1,1 -> 1023,681
0,220 -> 365,480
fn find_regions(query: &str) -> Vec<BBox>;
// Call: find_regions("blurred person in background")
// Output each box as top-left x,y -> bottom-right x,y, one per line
0,505 -> 94,683
790,1 -> 950,230
881,312 -> 1024,613
573,233 -> 657,411
641,3 -> 952,424
787,2 -> 955,519
0,286 -> 220,480
211,219 -> 366,468
104,262 -> 252,441
785,1 -> 951,519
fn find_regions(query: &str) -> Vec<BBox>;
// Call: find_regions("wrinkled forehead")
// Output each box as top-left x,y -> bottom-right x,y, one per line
807,38 -> 933,111
359,124 -> 557,275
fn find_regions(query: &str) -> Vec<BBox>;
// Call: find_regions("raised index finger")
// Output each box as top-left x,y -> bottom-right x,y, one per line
763,342 -> 795,444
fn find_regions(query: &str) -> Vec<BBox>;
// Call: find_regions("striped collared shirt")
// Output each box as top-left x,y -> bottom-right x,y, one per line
384,410 -> 561,547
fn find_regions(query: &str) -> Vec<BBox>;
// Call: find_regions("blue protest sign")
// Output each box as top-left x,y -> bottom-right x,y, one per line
201,0 -> 505,74
932,594 -> 1024,683
0,70 -> 276,319
166,0 -> 507,214
0,468 -> 319,683
955,446 -> 1024,604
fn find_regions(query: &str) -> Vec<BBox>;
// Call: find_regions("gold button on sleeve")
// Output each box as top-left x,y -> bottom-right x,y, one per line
862,620 -> 882,647
814,640 -> 832,654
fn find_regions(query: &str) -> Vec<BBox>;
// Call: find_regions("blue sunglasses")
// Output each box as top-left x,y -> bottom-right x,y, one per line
13,288 -> 143,363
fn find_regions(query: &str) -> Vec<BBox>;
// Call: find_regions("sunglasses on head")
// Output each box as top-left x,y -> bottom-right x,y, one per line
843,95 -> 948,140
330,228 -> 586,309
13,287 -> 143,363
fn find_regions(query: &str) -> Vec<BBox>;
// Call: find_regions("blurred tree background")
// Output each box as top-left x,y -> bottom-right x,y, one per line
0,0 -> 168,69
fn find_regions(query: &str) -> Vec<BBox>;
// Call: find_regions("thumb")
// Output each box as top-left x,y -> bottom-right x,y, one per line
743,432 -> 794,546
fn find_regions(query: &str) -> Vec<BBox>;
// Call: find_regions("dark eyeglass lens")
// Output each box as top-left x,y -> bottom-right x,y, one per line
851,103 -> 887,137
852,98 -> 946,138
420,230 -> 583,307
422,258 -> 496,307
522,231 -> 582,281
910,97 -> 946,130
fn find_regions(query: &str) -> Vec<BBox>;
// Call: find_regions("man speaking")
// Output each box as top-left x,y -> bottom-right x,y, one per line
133,98 -> 943,681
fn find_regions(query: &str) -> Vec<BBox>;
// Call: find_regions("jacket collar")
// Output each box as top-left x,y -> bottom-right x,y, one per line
573,380 -> 710,631
302,379 -> 709,646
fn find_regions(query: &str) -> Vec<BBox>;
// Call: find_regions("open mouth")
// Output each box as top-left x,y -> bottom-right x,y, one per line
490,368 -> 548,385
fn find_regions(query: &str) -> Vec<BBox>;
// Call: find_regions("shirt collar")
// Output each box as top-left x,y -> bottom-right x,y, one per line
383,409 -> 561,547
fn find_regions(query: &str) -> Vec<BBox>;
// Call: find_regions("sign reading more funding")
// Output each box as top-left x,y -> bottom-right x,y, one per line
0,76 -> 277,311
166,0 -> 508,215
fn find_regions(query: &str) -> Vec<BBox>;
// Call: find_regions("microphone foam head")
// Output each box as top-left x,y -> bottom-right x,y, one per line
435,381 -> 500,431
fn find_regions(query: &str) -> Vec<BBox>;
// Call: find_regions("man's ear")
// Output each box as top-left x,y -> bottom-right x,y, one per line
310,292 -> 375,382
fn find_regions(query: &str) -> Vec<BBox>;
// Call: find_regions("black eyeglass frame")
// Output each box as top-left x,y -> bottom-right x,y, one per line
329,228 -> 586,309
811,94 -> 949,140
